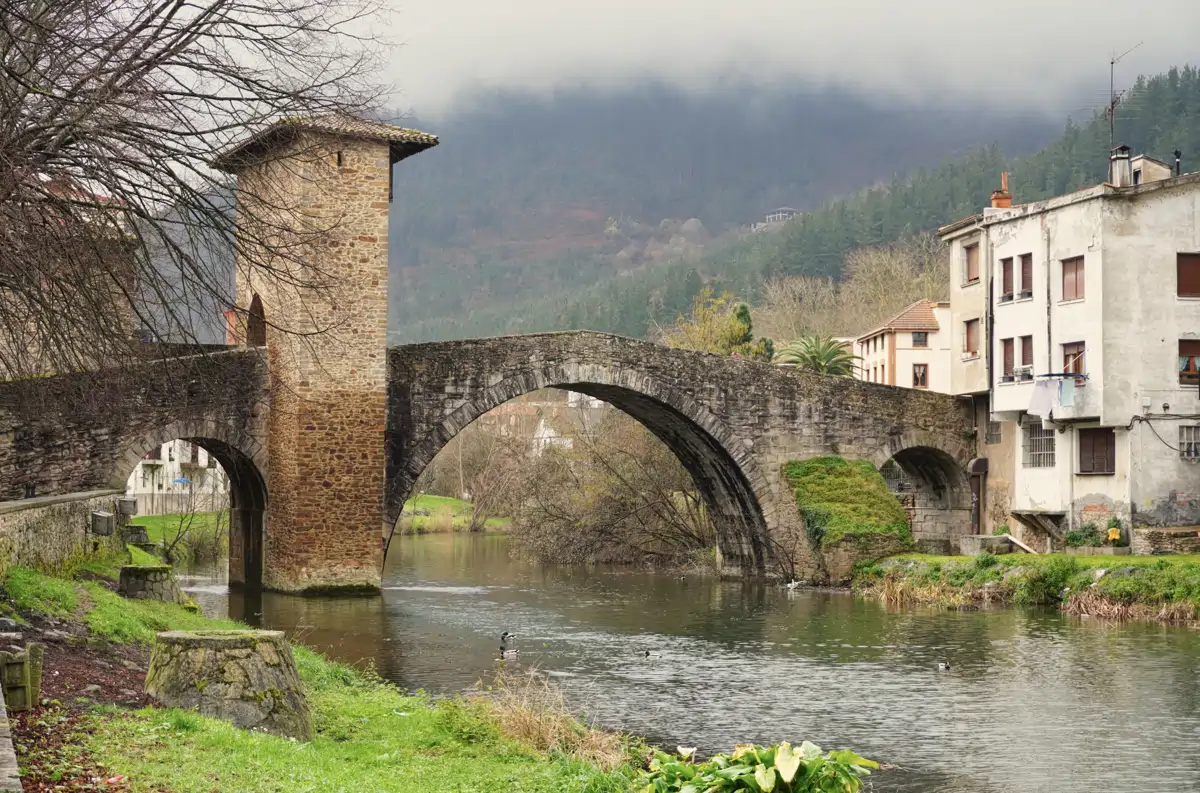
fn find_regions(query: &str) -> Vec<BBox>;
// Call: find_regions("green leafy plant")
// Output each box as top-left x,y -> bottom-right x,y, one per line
1064,522 -> 1103,548
992,524 -> 1010,536
774,336 -> 859,377
637,742 -> 877,793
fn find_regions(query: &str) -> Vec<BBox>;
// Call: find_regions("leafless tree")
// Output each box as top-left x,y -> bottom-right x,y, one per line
754,232 -> 949,342
0,0 -> 393,378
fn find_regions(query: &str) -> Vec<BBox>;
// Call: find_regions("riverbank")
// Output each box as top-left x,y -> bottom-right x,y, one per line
396,494 -> 511,534
1,561 -> 638,792
854,552 -> 1200,621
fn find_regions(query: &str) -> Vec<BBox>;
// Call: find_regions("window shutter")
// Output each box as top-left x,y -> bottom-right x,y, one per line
1181,340 -> 1200,357
1002,339 -> 1014,375
1021,336 -> 1033,366
1178,254 -> 1200,297
1002,259 -> 1013,294
1021,254 -> 1033,292
1079,430 -> 1094,473
1104,431 -> 1116,473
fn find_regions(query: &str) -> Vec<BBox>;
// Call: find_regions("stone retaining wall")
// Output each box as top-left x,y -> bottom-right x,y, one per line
118,565 -> 190,606
1131,527 -> 1200,555
0,490 -> 124,574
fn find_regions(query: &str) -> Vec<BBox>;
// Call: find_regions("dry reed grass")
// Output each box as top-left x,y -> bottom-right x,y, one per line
1062,590 -> 1199,622
469,668 -> 627,770
428,505 -> 455,533
866,571 -> 972,608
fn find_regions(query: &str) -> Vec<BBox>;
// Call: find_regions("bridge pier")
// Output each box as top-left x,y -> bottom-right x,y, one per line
215,117 -> 438,593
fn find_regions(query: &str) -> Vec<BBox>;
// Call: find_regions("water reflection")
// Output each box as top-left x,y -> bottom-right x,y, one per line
180,535 -> 1200,793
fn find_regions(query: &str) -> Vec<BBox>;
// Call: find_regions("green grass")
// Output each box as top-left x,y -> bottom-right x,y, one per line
860,552 -> 1200,616
3,565 -> 636,792
4,567 -> 78,618
888,552 -> 1200,569
782,457 -> 911,548
400,494 -> 512,533
126,545 -> 161,566
135,511 -> 227,545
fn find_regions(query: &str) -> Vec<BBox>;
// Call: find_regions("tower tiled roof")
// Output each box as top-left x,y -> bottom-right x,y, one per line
212,114 -> 439,173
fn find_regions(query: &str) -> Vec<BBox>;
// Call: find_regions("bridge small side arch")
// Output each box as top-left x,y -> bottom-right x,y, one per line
870,431 -> 974,549
110,419 -> 267,588
386,364 -> 773,573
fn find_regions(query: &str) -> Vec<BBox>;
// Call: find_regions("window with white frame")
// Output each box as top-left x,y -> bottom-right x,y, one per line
1180,425 -> 1200,460
1023,419 -> 1056,468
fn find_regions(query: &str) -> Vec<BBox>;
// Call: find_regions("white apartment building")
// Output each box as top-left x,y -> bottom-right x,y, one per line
854,300 -> 952,393
942,150 -> 1200,543
125,439 -> 230,515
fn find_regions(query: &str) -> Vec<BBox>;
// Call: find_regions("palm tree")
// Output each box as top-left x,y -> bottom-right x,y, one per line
774,335 -> 859,377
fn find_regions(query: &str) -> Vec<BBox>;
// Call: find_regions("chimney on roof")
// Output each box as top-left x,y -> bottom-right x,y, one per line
990,171 -> 1012,209
1110,144 -> 1133,187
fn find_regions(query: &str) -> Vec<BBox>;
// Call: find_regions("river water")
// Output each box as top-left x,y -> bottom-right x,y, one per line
181,534 -> 1200,792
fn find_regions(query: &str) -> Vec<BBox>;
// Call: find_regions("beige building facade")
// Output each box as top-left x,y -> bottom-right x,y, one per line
943,150 -> 1200,547
854,300 -> 952,393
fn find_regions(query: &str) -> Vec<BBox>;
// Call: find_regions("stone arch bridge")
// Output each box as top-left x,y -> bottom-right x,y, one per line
0,332 -> 975,591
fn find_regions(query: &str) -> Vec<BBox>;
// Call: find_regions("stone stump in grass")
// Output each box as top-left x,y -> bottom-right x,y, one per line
145,630 -> 313,740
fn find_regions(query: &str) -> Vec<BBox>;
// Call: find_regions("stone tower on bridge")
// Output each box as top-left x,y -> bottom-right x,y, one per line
214,116 -> 438,592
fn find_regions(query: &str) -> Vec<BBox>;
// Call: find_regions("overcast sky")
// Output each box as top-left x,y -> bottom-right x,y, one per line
387,0 -> 1200,118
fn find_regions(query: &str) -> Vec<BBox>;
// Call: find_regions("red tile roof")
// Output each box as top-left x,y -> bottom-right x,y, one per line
856,299 -> 946,341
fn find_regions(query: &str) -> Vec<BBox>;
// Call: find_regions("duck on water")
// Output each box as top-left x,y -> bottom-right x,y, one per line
500,631 -> 519,658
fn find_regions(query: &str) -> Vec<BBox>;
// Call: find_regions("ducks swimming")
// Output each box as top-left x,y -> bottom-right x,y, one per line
499,631 -> 519,659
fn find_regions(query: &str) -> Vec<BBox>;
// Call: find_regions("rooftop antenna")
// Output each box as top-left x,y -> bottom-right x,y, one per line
1109,42 -> 1143,153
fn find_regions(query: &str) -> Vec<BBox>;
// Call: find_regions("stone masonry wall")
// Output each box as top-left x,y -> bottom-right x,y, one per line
233,133 -> 389,592
0,351 -> 267,501
0,491 -> 126,574
387,332 -> 976,578
1131,527 -> 1200,555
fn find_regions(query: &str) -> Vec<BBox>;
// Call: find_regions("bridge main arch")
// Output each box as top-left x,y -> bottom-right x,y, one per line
386,362 -> 773,572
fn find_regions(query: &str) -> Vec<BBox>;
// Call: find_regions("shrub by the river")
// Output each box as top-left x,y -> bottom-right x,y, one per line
782,457 -> 911,548
638,742 -> 877,793
856,553 -> 1200,621
1064,522 -> 1103,548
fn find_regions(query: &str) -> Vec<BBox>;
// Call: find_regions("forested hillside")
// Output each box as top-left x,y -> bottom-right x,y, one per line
387,84 -> 1056,341
389,66 -> 1200,343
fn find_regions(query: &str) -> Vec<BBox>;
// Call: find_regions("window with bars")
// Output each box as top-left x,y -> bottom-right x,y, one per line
985,421 -> 1002,445
1023,420 -> 1056,468
1180,425 -> 1200,460
1078,427 -> 1115,474
1062,256 -> 1085,301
